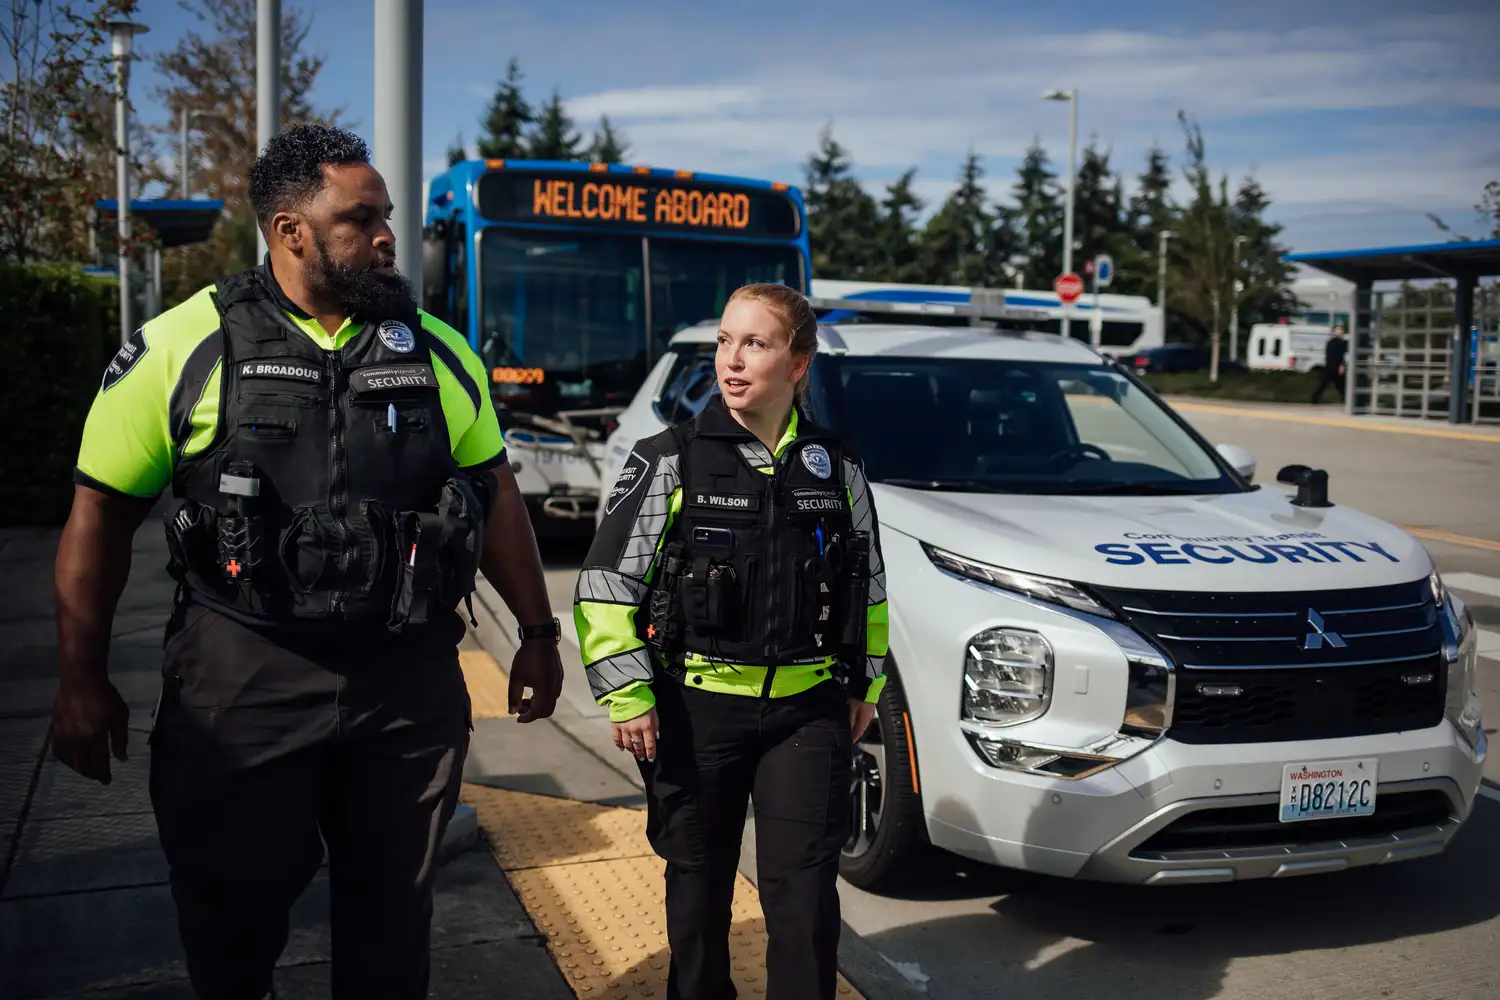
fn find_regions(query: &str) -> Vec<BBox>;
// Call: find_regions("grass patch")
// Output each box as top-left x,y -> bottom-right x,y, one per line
1140,369 -> 1329,403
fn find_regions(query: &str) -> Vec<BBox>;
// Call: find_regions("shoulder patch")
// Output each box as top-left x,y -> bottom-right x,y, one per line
101,328 -> 148,392
605,450 -> 652,516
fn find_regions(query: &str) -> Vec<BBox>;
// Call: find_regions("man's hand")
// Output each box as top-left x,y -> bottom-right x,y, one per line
849,698 -> 876,743
51,675 -> 130,784
612,708 -> 660,762
509,639 -> 564,723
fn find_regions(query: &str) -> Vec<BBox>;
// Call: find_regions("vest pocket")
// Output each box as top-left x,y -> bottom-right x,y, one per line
277,505 -> 336,594
237,415 -> 297,441
371,404 -> 432,438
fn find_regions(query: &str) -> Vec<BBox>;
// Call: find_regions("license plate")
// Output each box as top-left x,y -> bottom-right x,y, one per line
1279,758 -> 1378,823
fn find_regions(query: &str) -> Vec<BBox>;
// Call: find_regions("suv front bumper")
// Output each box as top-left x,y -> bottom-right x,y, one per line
925,721 -> 1486,884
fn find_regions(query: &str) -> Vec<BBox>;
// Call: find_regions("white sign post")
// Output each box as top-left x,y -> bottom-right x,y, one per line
1089,254 -> 1113,349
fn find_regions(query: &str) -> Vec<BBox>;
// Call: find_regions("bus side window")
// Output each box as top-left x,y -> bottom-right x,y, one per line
1257,337 -> 1266,357
1273,338 -> 1282,356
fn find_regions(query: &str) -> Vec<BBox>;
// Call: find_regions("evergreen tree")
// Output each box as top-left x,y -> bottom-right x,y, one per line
1071,141 -> 1141,293
476,58 -> 532,160
446,132 -> 468,166
1229,176 -> 1298,333
587,114 -> 630,164
801,124 -> 881,279
1011,140 -> 1064,289
916,153 -> 1010,287
1126,145 -> 1177,301
527,88 -> 583,161
876,168 -> 923,282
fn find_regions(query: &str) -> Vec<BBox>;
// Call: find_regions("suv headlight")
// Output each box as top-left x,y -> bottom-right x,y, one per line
1441,586 -> 1483,751
924,543 -> 1112,618
964,628 -> 1053,726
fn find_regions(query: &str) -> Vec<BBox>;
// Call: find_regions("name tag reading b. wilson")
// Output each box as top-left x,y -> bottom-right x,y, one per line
351,365 -> 439,393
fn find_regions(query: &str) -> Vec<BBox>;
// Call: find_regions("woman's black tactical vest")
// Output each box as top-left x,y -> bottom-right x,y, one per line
645,401 -> 868,679
162,267 -> 491,637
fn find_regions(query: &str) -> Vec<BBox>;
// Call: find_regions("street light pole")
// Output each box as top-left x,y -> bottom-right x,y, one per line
107,18 -> 148,347
1157,228 -> 1176,340
1043,88 -> 1077,340
257,0 -> 281,261
1230,234 -> 1246,363
374,0 -> 423,304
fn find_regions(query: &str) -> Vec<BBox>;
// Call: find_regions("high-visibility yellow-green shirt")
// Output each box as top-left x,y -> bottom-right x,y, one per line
574,402 -> 890,723
74,271 -> 505,500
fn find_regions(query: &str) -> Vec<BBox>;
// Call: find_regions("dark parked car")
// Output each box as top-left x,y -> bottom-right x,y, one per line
1117,342 -> 1245,375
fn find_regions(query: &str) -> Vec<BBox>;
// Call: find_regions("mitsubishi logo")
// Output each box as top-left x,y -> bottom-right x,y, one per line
1302,608 -> 1347,650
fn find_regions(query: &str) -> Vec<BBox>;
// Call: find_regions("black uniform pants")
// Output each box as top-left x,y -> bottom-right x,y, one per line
637,673 -> 853,1000
1312,366 -> 1345,403
147,604 -> 472,1000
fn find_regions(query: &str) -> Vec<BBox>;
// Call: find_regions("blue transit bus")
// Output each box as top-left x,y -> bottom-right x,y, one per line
421,159 -> 810,530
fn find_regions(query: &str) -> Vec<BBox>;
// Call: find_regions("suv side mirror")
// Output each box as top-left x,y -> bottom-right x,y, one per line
1215,443 -> 1257,482
1277,464 -> 1333,507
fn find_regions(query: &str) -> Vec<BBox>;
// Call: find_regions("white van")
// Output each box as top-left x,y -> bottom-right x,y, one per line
1248,323 -> 1334,373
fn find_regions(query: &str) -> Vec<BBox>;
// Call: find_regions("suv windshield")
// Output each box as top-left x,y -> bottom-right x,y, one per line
812,357 -> 1242,495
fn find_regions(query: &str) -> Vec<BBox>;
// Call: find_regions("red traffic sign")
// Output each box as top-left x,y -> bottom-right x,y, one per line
1055,272 -> 1084,305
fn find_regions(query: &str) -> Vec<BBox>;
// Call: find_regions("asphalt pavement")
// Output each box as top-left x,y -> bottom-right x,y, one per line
519,397 -> 1500,1000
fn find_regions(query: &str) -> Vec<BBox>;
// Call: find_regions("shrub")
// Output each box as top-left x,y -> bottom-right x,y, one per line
0,263 -> 119,526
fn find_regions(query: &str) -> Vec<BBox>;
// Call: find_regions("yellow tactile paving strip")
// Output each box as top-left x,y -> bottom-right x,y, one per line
458,649 -> 866,999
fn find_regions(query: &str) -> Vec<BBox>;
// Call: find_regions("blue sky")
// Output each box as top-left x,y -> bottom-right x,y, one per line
124,0 -> 1500,253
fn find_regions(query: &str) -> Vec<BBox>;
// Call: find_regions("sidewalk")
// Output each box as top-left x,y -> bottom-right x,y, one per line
0,517 -> 573,999
0,517 -> 920,999
1158,394 -> 1500,442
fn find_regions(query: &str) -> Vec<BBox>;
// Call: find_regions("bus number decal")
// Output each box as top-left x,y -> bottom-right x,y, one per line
493,367 -> 546,385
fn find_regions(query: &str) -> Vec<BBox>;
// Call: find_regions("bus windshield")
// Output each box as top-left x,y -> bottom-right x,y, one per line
478,227 -> 802,413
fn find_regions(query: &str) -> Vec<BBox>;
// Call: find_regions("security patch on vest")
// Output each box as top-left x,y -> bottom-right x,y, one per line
350,364 -> 438,393
378,319 -> 417,353
800,444 -> 833,479
690,492 -> 761,511
791,487 -> 844,514
238,360 -> 323,384
101,328 -> 148,392
604,450 -> 651,515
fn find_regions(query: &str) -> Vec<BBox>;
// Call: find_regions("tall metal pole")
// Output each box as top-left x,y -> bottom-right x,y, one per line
108,20 -> 147,346
1230,234 -> 1246,362
375,0 -> 424,304
179,106 -> 189,198
1157,229 -> 1174,343
1062,91 -> 1077,342
257,0 -> 281,261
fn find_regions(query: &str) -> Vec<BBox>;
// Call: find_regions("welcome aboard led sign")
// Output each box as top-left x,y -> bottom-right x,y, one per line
474,169 -> 801,239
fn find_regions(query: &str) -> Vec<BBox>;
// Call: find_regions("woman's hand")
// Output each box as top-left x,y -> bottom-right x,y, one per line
613,708 -> 660,762
849,698 -> 876,743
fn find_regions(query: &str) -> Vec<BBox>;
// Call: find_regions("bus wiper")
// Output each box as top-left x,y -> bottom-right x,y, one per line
881,477 -> 1006,492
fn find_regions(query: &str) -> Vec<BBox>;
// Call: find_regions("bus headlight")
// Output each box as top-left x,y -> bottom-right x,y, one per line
963,628 -> 1053,726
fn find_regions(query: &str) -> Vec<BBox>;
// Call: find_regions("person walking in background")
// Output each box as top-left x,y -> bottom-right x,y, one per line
1313,323 -> 1348,403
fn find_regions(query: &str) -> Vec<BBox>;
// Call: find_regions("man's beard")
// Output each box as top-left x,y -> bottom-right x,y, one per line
307,232 -> 417,321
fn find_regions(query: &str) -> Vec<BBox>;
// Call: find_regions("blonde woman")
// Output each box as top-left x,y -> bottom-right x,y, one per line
574,283 -> 889,999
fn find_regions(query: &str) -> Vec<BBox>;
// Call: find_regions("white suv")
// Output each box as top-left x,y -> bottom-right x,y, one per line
595,319 -> 1487,889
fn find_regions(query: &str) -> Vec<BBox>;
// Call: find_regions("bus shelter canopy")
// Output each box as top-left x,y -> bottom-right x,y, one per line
94,199 -> 224,249
1286,238 -> 1500,284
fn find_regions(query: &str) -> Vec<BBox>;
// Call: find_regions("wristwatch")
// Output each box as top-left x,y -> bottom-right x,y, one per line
518,617 -> 561,645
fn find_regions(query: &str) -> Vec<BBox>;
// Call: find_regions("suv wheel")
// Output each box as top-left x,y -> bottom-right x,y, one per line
839,666 -> 927,892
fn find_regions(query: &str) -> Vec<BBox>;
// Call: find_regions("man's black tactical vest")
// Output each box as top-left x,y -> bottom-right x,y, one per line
646,397 -> 866,674
162,266 -> 490,637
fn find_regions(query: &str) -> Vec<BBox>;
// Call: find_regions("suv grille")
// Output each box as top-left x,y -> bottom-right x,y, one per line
1090,578 -> 1446,744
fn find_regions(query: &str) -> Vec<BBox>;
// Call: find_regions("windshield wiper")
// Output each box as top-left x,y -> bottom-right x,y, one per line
1060,481 -> 1205,496
881,477 -> 1006,493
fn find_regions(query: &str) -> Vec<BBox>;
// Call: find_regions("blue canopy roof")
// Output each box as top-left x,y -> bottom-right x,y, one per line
94,199 -> 225,249
1286,238 -> 1500,284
